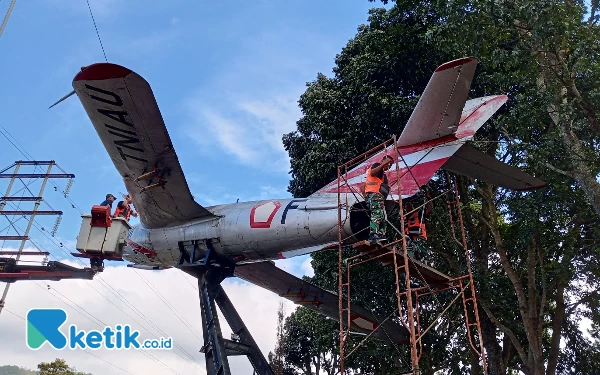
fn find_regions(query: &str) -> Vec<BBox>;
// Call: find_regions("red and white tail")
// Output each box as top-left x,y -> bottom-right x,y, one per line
311,57 -> 544,198
312,94 -> 509,198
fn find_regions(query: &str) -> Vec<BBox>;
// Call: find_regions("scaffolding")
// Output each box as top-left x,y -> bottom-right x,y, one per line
0,160 -> 78,315
337,136 -> 488,374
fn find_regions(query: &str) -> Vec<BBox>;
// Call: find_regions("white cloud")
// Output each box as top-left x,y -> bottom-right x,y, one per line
301,257 -> 314,278
180,25 -> 336,176
237,95 -> 302,154
0,264 -> 297,374
184,92 -> 300,174
188,174 -> 290,207
275,255 -> 314,279
188,107 -> 261,164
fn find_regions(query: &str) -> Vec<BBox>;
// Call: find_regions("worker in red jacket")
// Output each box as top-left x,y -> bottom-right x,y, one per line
114,194 -> 138,221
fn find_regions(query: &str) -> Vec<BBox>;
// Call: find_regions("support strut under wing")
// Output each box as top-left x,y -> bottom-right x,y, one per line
234,261 -> 410,344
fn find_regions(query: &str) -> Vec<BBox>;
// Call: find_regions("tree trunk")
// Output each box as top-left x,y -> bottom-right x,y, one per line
500,335 -> 515,374
481,316 -> 505,375
469,350 -> 482,375
458,176 -> 506,374
546,282 -> 566,375
480,187 -> 546,375
304,353 -> 312,375
556,124 -> 600,217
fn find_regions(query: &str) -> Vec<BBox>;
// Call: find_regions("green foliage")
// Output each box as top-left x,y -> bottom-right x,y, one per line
283,6 -> 449,198
0,365 -> 38,375
0,360 -> 91,375
282,0 -> 600,374
37,359 -> 90,375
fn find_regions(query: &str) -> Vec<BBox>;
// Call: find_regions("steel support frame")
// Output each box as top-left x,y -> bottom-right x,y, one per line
336,137 -> 488,374
0,258 -> 96,282
180,247 -> 274,375
0,161 -> 60,315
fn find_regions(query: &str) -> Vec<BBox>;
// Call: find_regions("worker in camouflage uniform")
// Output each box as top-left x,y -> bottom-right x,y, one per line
364,155 -> 393,244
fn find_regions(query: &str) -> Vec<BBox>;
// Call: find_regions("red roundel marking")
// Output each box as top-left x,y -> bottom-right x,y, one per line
250,201 -> 281,228
74,63 -> 132,81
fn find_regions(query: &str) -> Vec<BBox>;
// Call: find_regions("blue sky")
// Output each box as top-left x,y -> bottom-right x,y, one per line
0,1 -> 386,374
0,0 -> 387,243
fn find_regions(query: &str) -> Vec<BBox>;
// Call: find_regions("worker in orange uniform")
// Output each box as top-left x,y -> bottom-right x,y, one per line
365,155 -> 394,245
114,194 -> 138,221
404,191 -> 433,261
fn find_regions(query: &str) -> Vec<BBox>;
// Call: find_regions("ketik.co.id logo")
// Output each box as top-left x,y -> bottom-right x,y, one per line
26,308 -> 172,350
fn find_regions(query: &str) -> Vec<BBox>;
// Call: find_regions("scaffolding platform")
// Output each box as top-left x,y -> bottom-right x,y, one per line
352,240 -> 452,286
337,137 -> 488,374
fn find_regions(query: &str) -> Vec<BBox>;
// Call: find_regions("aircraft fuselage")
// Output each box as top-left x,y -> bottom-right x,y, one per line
123,195 -> 371,267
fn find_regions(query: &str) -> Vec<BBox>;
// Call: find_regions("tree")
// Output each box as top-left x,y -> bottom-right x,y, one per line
37,359 -> 88,375
269,302 -> 288,375
280,307 -> 348,375
283,1 -> 600,374
0,365 -> 38,375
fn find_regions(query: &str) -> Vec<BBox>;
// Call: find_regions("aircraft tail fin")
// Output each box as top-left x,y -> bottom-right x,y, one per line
310,55 -> 545,197
397,57 -> 478,146
311,94 -> 510,198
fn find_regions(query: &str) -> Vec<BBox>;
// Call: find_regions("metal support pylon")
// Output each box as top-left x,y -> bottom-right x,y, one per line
213,284 -> 274,373
0,161 -> 73,315
182,249 -> 274,375
199,272 -> 231,375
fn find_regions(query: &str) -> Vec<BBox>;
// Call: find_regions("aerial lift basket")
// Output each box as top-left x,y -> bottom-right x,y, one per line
75,205 -> 131,258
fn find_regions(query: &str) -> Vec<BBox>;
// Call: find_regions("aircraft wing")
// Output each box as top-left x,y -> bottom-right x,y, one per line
234,261 -> 410,344
442,145 -> 547,190
398,57 -> 478,146
72,63 -> 217,228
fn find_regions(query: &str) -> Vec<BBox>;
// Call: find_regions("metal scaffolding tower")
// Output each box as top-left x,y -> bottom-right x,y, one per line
336,137 -> 488,374
0,160 -> 75,315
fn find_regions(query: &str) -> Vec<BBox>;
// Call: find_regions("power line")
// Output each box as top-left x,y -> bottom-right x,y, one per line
19,217 -> 204,372
0,127 -> 84,215
179,271 -> 199,291
86,0 -> 107,62
134,269 -> 203,340
2,307 -> 135,375
3,307 -> 24,320
81,350 -> 135,375
11,203 -> 205,369
0,0 -> 16,39
28,281 -> 183,375
1,199 -> 203,373
0,130 -> 205,373
42,283 -> 108,327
